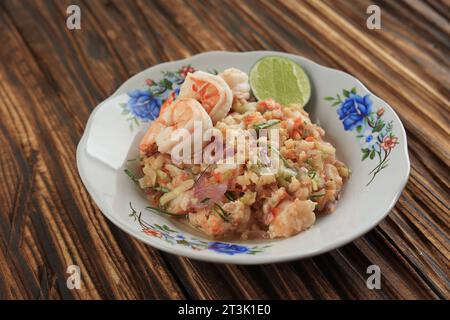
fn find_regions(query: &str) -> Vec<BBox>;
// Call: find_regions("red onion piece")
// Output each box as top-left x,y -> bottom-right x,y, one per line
192,174 -> 227,209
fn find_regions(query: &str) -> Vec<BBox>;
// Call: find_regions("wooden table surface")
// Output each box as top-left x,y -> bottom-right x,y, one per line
0,0 -> 449,300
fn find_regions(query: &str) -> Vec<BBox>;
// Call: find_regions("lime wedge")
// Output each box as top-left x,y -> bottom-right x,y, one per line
249,56 -> 311,106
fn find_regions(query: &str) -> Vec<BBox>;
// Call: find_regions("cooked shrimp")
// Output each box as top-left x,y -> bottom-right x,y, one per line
139,98 -> 212,154
178,71 -> 233,124
288,176 -> 311,200
139,121 -> 166,155
188,200 -> 251,237
268,199 -> 315,238
166,189 -> 194,214
260,188 -> 289,225
219,68 -> 251,100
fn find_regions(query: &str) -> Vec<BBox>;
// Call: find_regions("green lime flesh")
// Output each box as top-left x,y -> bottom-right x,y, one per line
249,56 -> 311,106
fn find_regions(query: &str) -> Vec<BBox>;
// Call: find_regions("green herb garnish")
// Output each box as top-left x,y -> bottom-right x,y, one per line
308,170 -> 317,179
153,186 -> 170,193
253,120 -> 281,130
124,168 -> 139,185
267,145 -> 288,167
310,193 -> 325,201
194,164 -> 211,186
145,206 -> 187,217
213,203 -> 230,222
200,197 -> 211,204
127,156 -> 142,162
267,144 -> 298,177
224,191 -> 235,201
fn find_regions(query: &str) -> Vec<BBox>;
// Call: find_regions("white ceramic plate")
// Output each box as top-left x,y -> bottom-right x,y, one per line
76,51 -> 410,264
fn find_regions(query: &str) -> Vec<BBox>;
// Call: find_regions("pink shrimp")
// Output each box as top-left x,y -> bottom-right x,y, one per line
139,98 -> 212,155
178,71 -> 233,123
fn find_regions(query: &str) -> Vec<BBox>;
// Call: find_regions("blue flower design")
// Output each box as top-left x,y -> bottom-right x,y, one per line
325,88 -> 399,185
337,94 -> 372,131
208,242 -> 250,255
129,202 -> 271,255
126,89 -> 162,121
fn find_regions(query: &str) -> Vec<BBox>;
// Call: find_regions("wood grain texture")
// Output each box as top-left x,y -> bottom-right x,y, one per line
0,0 -> 448,300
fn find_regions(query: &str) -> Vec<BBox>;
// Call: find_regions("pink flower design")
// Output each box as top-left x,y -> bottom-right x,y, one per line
179,65 -> 195,78
380,136 -> 398,151
143,228 -> 161,237
377,108 -> 385,117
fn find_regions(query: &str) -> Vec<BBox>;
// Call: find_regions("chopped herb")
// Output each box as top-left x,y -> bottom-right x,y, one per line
267,145 -> 287,167
127,156 -> 141,162
194,164 -> 211,186
253,120 -> 280,130
308,170 -> 317,179
224,191 -> 235,201
200,197 -> 211,204
153,186 -> 170,193
145,206 -> 187,217
268,144 -> 298,175
310,193 -> 325,200
124,168 -> 139,185
280,167 -> 298,179
213,203 -> 230,222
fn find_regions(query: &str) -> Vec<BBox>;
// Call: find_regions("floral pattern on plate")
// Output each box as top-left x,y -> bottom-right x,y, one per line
120,65 -> 195,130
128,203 -> 271,255
325,88 -> 398,185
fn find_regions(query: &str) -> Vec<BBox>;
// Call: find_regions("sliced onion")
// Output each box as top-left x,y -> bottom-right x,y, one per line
192,174 -> 227,209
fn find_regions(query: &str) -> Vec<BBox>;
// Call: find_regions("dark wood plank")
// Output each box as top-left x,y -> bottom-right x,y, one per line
0,0 -> 448,299
0,0 -> 185,299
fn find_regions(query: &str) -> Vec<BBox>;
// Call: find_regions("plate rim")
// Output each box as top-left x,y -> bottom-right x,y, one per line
76,50 -> 410,264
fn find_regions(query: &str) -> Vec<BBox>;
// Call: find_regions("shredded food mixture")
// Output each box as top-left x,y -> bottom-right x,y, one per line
136,68 -> 349,239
